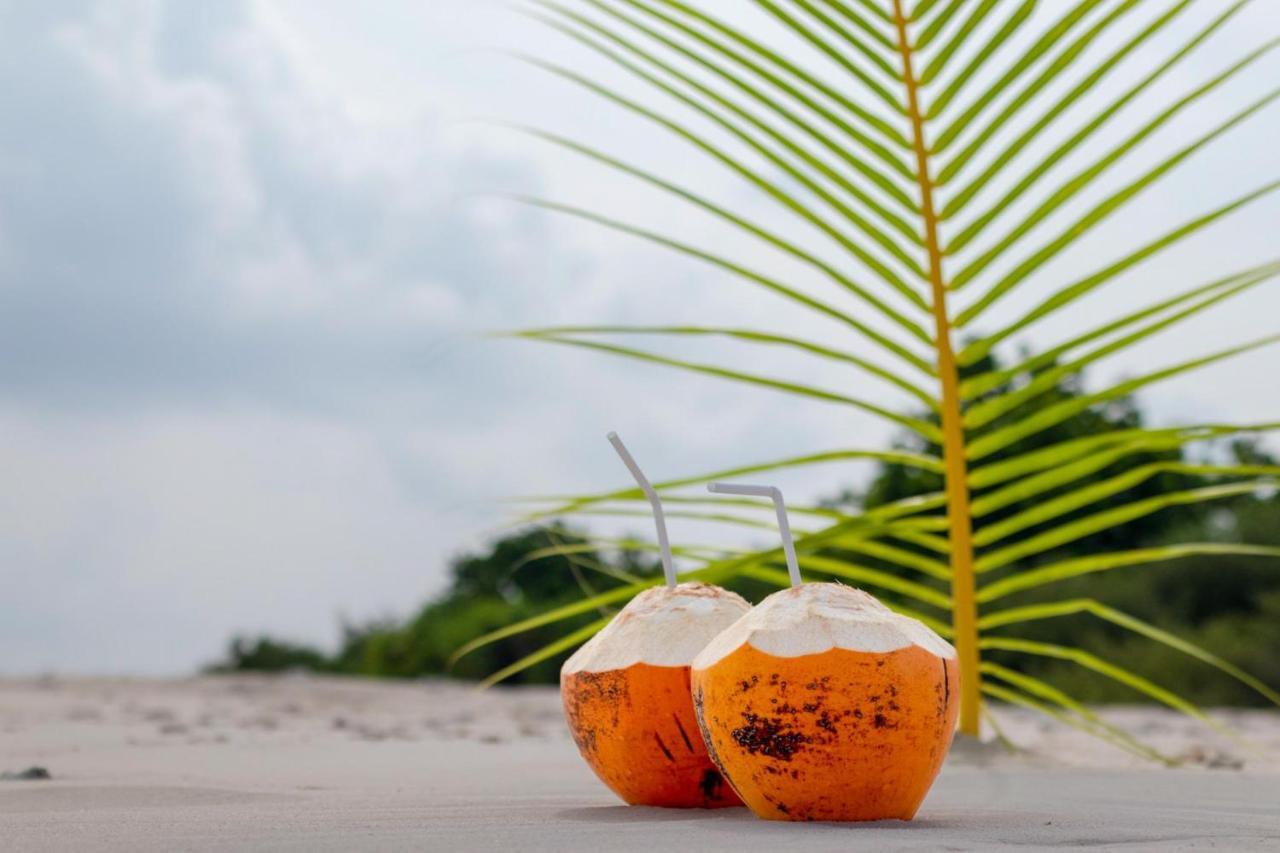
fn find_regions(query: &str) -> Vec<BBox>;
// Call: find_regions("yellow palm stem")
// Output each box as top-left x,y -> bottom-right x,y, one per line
892,0 -> 981,735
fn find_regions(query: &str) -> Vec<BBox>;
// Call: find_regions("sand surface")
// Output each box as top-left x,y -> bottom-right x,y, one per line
2,675 -> 1279,851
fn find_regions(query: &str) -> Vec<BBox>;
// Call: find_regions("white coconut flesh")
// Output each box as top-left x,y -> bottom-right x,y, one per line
562,582 -> 752,675
693,582 -> 955,670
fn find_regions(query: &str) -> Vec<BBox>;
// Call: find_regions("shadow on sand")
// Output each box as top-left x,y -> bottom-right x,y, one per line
553,804 -> 970,833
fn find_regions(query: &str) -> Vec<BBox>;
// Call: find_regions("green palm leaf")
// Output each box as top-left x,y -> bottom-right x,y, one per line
975,482 -> 1272,571
797,554 -> 952,609
963,272 -> 1280,428
980,662 -> 1174,764
478,617 -> 612,687
822,536 -> 952,580
515,57 -> 931,310
979,636 -> 1217,726
520,449 -> 942,522
535,6 -> 919,241
957,180 -> 1280,359
923,0 -> 1035,116
524,334 -> 945,440
514,325 -> 939,407
628,0 -> 910,137
942,0 -> 1246,223
961,261 -> 1280,400
755,0 -> 902,88
978,544 -> 1280,603
934,0 -> 1144,184
968,422 -> 1280,489
930,0 -> 1108,154
507,196 -> 935,372
739,564 -> 952,635
970,439 -> 1183,516
509,119 -> 928,324
973,464 -> 1280,545
966,336 -> 1280,459
489,0 -> 1280,747
949,66 -> 1280,290
799,1 -> 896,52
539,0 -> 916,211
980,679 -> 1175,765
980,600 -> 1280,707
509,540 -> 728,574
917,0 -> 1002,86
913,0 -> 963,50
451,560 -> 742,666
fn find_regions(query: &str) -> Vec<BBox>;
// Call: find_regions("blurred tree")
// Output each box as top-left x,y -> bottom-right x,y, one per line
214,358 -> 1279,704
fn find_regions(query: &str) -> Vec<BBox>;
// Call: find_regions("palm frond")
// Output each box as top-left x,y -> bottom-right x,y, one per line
627,0 -> 910,136
961,261 -> 1280,400
966,336 -> 1280,458
934,0 -> 1144,183
958,181 -> 1280,360
981,662 -> 1175,764
797,554 -> 952,608
943,1 -> 1247,222
515,325 -> 940,407
519,450 -> 942,522
479,617 -> 613,688
979,636 -> 1218,726
930,0 -> 1109,154
754,0 -> 902,89
523,334 -> 945,440
537,0 -> 916,213
491,0 -> 1280,744
980,678 -> 1175,764
950,63 -> 1280,288
975,482 -> 1273,571
515,56 -> 931,312
506,196 -> 935,372
978,544 -> 1280,603
924,0 -> 1035,116
981,599 -> 1280,707
968,422 -> 1280,489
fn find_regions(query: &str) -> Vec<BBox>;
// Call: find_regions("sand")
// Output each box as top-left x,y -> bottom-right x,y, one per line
2,675 -> 1278,851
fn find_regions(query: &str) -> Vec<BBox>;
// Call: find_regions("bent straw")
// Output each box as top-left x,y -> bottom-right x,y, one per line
707,482 -> 801,588
607,432 -> 677,588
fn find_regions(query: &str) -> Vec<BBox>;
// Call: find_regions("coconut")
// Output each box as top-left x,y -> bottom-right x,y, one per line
691,582 -> 959,822
561,581 -> 750,808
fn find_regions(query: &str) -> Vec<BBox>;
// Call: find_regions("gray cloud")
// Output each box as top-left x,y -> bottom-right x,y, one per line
0,2 -> 560,416
1,0 -> 1277,673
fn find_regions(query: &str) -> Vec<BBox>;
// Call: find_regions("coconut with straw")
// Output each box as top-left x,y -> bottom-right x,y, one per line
692,482 -> 959,822
559,433 -> 749,808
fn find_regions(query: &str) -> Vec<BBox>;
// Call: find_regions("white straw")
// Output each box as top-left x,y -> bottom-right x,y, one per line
607,432 -> 677,588
707,482 -> 801,588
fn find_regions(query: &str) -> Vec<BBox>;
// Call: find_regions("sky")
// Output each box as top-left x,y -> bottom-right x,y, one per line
1,0 -> 1277,674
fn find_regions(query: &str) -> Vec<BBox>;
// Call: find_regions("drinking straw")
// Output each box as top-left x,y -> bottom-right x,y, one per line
607,432 -> 677,588
707,482 -> 801,588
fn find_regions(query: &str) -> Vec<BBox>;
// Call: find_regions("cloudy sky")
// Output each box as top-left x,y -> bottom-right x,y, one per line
1,0 -> 1277,674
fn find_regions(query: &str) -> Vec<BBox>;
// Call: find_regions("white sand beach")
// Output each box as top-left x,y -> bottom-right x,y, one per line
2,675 -> 1279,851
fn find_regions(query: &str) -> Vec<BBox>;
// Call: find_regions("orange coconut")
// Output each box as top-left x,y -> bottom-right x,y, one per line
561,581 -> 750,808
691,583 -> 958,822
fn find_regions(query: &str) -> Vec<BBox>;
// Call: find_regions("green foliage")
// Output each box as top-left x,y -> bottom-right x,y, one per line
214,527 -> 601,682
210,525 -> 778,683
209,636 -> 336,674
